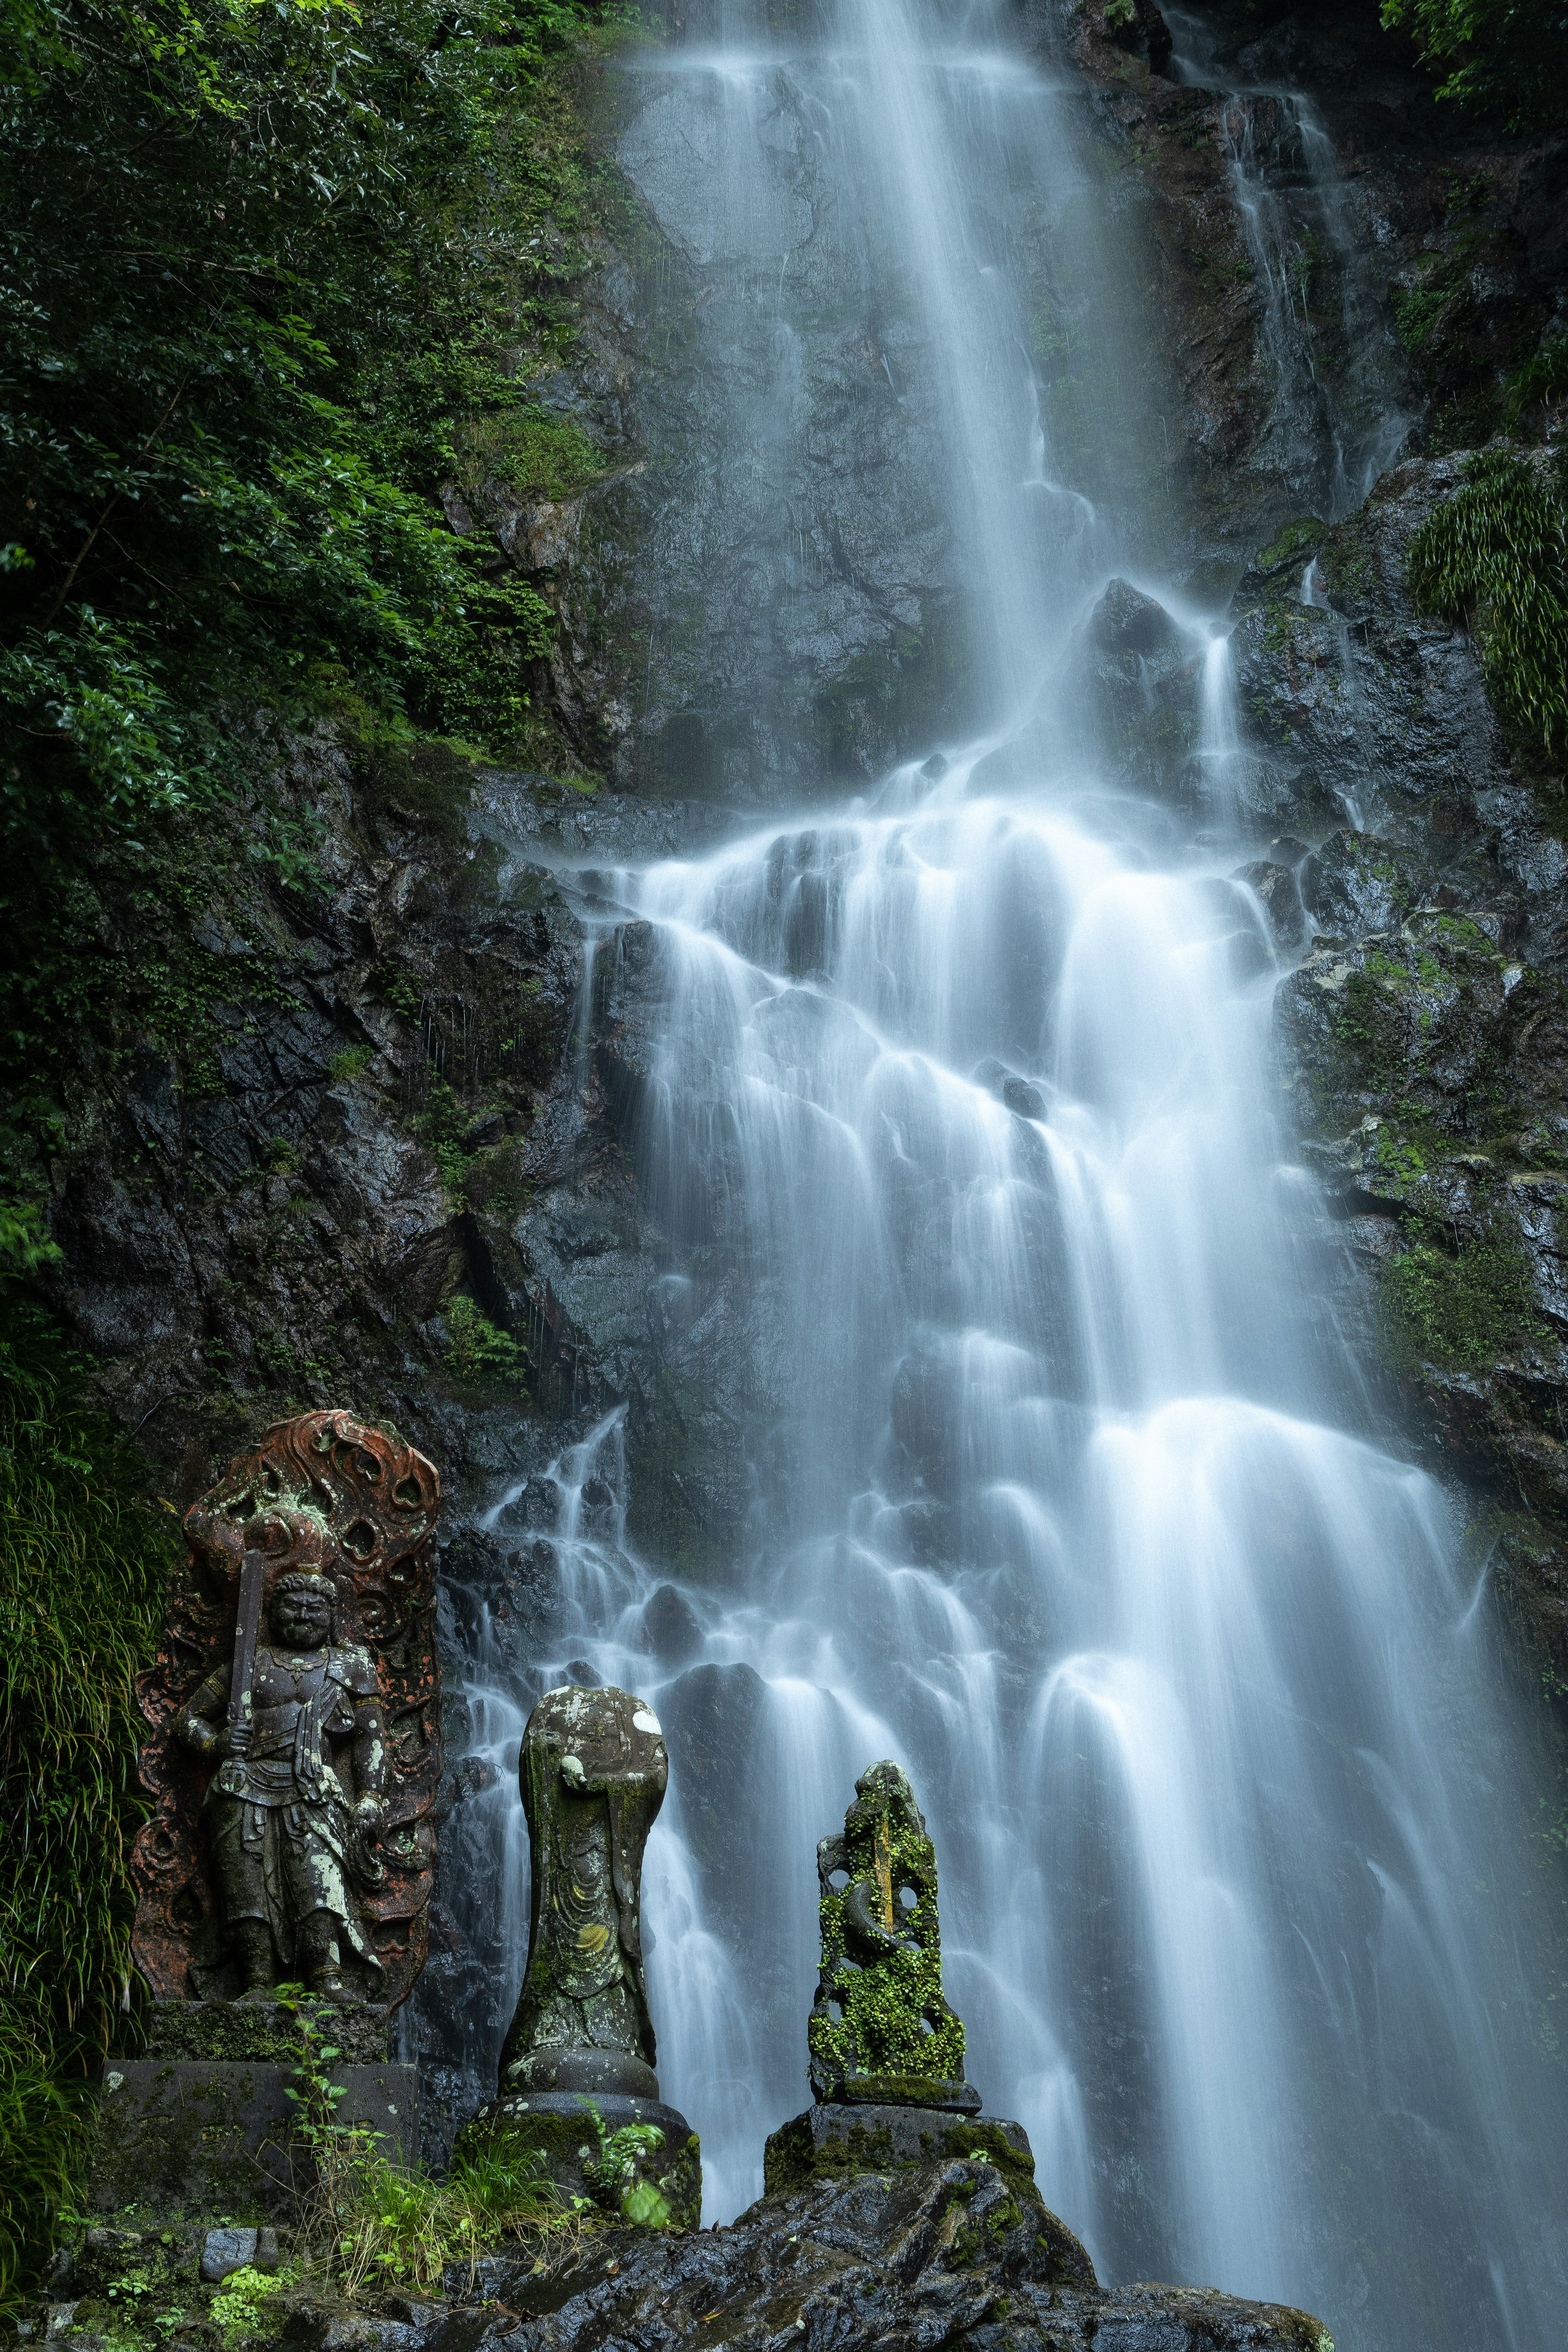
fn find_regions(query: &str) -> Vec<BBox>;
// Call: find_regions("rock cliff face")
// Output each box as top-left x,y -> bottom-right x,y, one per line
1249,464 -> 1568,1682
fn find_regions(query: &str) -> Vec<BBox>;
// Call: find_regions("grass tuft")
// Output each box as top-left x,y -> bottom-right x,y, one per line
0,1274 -> 176,2311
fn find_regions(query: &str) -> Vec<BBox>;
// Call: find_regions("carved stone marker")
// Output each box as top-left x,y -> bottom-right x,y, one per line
457,1685 -> 701,2231
131,1409 -> 443,2008
766,1761 -> 1038,2197
808,1758 -> 976,2111
94,1412 -> 441,2219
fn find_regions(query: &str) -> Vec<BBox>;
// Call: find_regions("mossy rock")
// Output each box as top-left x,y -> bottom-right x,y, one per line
762,2101 -> 1043,2212
455,2092 -> 701,2234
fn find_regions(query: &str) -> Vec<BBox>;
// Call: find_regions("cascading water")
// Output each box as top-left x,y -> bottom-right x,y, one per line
1165,6 -> 1410,519
423,3 -> 1567,2347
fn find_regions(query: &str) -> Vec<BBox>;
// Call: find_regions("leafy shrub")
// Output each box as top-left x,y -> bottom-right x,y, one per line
567,2098 -> 670,2227
456,409 -> 606,502
1505,336 -> 1568,431
1407,448 -> 1568,757
0,0 -> 624,1177
1381,0 -> 1568,127
210,2267 -> 285,2337
284,2005 -> 559,2290
445,1297 -> 528,1390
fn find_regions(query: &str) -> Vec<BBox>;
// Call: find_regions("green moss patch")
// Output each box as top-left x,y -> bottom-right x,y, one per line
1379,1222 -> 1555,1378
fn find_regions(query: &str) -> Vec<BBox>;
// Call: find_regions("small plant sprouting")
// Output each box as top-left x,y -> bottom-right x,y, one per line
576,2098 -> 671,2230
444,1297 -> 528,1392
277,1991 -> 561,2292
209,2266 -> 285,2337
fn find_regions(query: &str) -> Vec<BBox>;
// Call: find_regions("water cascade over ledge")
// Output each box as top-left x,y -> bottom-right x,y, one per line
429,4 -> 1567,2346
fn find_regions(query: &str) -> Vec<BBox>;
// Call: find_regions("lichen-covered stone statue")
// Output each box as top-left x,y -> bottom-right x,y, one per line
809,1759 -> 973,2109
501,1683 -> 667,2096
131,1410 -> 443,2009
766,1760 -> 1038,2197
456,1685 -> 700,2230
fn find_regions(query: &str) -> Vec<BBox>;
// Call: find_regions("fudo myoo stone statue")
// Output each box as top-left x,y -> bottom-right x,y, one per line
175,1568 -> 389,2002
456,1685 -> 701,2230
132,1410 -> 442,2009
95,1412 -> 441,2220
765,1762 -> 1040,2198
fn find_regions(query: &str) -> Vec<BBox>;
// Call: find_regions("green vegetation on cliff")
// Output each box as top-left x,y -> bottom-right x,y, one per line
0,0 -> 625,2299
0,1271 -> 176,2307
1381,0 -> 1568,128
0,0 -> 629,1216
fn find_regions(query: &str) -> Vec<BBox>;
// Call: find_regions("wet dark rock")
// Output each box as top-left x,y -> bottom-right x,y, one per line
200,2229 -> 278,2285
1080,578 -> 1196,801
1232,858 -> 1305,953
396,2164 -> 1328,2352
1002,1074 -> 1048,1120
1087,578 -> 1187,667
638,1582 -> 705,1665
657,1661 -> 768,1913
973,1059 -> 1049,1121
1276,906 -> 1568,1674
1231,458 -> 1568,930
891,1351 -> 962,1497
1298,830 -> 1421,940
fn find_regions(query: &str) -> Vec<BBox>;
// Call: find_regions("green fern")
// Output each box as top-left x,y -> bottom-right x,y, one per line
1407,448 -> 1568,756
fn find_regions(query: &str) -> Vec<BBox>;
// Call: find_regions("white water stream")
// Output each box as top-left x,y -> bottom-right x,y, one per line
440,4 -> 1566,2345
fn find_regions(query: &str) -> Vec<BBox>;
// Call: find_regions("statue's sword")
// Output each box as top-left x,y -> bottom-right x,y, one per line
226,1548 -> 267,1771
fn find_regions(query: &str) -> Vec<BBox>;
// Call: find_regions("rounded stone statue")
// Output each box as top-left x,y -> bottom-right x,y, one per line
501,1683 -> 668,2096
456,1684 -> 701,2232
177,1569 -> 389,2004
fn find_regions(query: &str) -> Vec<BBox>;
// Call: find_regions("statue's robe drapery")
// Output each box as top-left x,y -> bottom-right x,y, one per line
194,1642 -> 383,1975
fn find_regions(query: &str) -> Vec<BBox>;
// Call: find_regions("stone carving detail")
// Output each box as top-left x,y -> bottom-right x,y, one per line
809,1760 -> 975,2110
499,1684 -> 668,2098
130,1411 -> 442,2007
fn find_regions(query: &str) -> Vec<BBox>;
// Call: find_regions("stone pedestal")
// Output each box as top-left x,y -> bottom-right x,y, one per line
764,2101 -> 1037,2202
89,2003 -> 415,2222
457,2089 -> 701,2232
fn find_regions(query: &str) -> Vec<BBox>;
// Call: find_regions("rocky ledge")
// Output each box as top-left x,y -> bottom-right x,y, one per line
289,2164 -> 1328,2352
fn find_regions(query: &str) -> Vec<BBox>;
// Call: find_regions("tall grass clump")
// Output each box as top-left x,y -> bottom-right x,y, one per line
0,1256 -> 176,2310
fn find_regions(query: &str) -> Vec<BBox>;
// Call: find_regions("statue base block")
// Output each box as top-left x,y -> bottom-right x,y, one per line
764,2103 -> 1036,2202
91,2057 -> 418,2219
457,2090 -> 701,2232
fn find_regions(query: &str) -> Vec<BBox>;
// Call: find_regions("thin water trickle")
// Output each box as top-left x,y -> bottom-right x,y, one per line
434,2 -> 1566,2346
1166,7 -> 1410,516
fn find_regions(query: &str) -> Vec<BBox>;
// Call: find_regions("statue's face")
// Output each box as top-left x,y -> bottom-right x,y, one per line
272,1587 -> 332,1651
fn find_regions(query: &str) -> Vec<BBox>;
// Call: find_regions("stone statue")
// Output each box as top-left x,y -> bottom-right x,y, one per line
766,1759 -> 1038,2196
809,1760 -> 974,2109
131,1410 -> 442,2009
500,1683 -> 667,2096
175,1569 -> 389,2002
455,1683 -> 702,2232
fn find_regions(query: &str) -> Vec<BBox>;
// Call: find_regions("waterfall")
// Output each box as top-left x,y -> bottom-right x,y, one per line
429,3 -> 1567,2347
1165,6 -> 1410,519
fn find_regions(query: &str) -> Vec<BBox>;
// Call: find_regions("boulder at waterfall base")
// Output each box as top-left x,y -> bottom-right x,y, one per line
275,2163 -> 1330,2352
